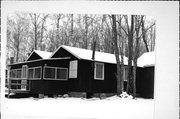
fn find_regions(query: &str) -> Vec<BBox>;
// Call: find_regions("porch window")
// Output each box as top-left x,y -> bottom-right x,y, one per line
69,60 -> 78,78
94,62 -> 104,80
10,70 -> 16,78
16,69 -> 22,78
34,67 -> 41,79
56,68 -> 68,80
123,67 -> 128,81
28,67 -> 42,79
28,68 -> 34,79
22,65 -> 28,78
44,67 -> 56,79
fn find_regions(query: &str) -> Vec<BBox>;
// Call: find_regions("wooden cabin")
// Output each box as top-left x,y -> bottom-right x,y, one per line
136,52 -> 155,98
6,45 -> 129,98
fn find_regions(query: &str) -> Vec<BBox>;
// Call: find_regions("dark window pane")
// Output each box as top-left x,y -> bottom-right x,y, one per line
10,70 -> 16,78
44,67 -> 55,79
57,68 -> 67,80
34,68 -> 41,79
17,69 -> 22,78
22,66 -> 27,78
28,69 -> 34,78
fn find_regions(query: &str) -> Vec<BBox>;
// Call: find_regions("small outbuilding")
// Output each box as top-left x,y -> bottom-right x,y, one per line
136,52 -> 155,98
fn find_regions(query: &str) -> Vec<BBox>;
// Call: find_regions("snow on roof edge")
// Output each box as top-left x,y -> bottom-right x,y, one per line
137,51 -> 155,67
26,50 -> 52,61
51,45 -> 128,65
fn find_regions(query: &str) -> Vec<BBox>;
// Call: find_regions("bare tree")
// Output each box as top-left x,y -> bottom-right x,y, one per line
123,15 -> 134,95
29,13 -> 49,50
132,15 -> 142,98
7,14 -> 29,62
111,15 -> 123,95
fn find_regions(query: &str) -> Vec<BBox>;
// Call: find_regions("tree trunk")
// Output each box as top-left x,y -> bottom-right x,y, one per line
34,14 -> 38,50
84,15 -> 88,49
112,15 -> 122,95
141,16 -> 149,52
126,15 -> 134,95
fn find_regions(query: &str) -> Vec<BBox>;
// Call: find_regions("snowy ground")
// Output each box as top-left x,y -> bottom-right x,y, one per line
3,94 -> 154,119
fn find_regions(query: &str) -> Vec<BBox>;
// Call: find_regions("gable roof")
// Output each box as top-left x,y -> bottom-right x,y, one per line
50,45 -> 128,65
137,51 -> 155,67
26,50 -> 52,61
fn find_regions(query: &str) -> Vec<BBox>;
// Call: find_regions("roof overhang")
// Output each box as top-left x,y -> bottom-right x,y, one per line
8,57 -> 71,67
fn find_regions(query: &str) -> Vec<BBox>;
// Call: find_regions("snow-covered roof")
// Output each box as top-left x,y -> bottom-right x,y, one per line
26,50 -> 52,61
51,45 -> 128,65
137,51 -> 155,67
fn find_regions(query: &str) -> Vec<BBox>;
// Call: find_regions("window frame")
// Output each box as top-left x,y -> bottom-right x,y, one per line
22,65 -> 28,79
123,66 -> 128,82
44,66 -> 56,80
28,66 -> 42,80
69,60 -> 78,78
44,66 -> 68,80
10,68 -> 22,79
56,67 -> 68,80
94,62 -> 104,80
33,67 -> 42,80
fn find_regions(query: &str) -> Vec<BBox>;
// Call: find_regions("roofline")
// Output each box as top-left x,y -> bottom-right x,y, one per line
8,57 -> 71,66
25,50 -> 38,61
50,45 -> 81,59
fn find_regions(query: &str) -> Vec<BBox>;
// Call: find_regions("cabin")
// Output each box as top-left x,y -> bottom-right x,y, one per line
136,52 -> 155,98
6,45 -> 129,98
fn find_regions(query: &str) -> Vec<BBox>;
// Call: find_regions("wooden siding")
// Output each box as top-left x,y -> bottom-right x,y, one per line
68,59 -> 117,93
136,66 -> 154,98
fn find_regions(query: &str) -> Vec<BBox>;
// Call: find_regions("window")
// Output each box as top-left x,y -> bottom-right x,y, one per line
28,67 -> 42,79
10,69 -> 22,78
94,62 -> 104,80
57,68 -> 68,80
16,69 -> 22,78
44,66 -> 68,80
44,67 -> 56,79
69,60 -> 78,78
10,70 -> 16,78
28,68 -> 34,79
34,67 -> 41,79
123,67 -> 128,81
22,65 -> 27,78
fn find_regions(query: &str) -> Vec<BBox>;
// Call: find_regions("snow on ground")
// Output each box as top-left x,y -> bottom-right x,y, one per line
3,95 -> 154,119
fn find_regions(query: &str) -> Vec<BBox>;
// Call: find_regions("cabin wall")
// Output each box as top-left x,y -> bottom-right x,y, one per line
136,66 -> 154,98
9,59 -> 70,95
92,62 -> 117,93
30,59 -> 69,95
68,59 -> 89,92
71,60 -> 117,93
